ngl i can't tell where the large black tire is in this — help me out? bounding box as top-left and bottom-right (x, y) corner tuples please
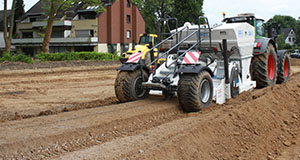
(251, 44), (277, 88)
(230, 66), (240, 98)
(177, 71), (213, 112)
(114, 70), (149, 102)
(277, 53), (291, 84)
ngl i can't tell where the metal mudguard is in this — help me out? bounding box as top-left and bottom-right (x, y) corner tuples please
(177, 64), (214, 76)
(117, 63), (140, 71)
(254, 38), (277, 55)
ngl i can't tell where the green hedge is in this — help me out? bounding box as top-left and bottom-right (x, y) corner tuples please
(0, 52), (119, 64)
(0, 52), (33, 64)
(287, 47), (300, 53)
(35, 52), (119, 62)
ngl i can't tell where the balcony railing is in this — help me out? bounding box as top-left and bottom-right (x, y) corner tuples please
(12, 37), (98, 46)
(32, 20), (72, 27)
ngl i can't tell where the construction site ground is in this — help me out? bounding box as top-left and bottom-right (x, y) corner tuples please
(0, 59), (300, 160)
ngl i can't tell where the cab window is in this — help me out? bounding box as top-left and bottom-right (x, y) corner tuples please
(139, 35), (152, 44)
(256, 20), (265, 37)
(154, 37), (158, 45)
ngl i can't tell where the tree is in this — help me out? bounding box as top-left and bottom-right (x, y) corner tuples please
(276, 33), (285, 50)
(269, 15), (298, 30)
(41, 0), (104, 53)
(269, 15), (299, 46)
(132, 0), (204, 34)
(3, 0), (17, 53)
(132, 0), (174, 33)
(297, 19), (300, 46)
(173, 0), (204, 27)
(14, 0), (25, 35)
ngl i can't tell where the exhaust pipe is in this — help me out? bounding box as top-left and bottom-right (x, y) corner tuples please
(222, 39), (229, 85)
(132, 40), (136, 51)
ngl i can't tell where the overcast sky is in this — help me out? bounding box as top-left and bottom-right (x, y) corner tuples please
(1, 0), (299, 25)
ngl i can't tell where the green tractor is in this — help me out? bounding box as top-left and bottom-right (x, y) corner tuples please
(224, 13), (291, 88)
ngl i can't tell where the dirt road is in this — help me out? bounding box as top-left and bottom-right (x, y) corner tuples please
(0, 59), (300, 160)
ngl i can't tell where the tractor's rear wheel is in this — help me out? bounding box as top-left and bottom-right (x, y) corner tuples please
(115, 70), (149, 102)
(177, 71), (213, 112)
(251, 44), (277, 88)
(277, 53), (291, 84)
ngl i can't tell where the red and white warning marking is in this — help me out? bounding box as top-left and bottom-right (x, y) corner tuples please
(182, 51), (201, 64)
(126, 52), (143, 63)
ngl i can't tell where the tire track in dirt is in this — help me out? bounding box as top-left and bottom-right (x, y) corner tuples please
(0, 97), (118, 122)
(0, 97), (186, 159)
(0, 76), (115, 86)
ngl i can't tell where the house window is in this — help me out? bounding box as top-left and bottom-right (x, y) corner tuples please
(121, 43), (130, 53)
(291, 31), (294, 35)
(108, 44), (117, 54)
(29, 17), (37, 22)
(51, 31), (64, 38)
(75, 30), (94, 37)
(50, 46), (67, 53)
(127, 30), (131, 39)
(75, 46), (94, 52)
(22, 32), (33, 38)
(289, 37), (291, 42)
(127, 15), (131, 24)
(127, 0), (131, 8)
(78, 12), (96, 20)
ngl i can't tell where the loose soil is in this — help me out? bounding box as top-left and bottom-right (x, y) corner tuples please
(0, 59), (300, 160)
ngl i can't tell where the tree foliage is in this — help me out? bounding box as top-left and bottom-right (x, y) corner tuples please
(15, 0), (25, 21)
(14, 0), (25, 35)
(132, 0), (174, 33)
(297, 19), (300, 45)
(277, 33), (286, 50)
(41, 0), (104, 53)
(132, 0), (204, 33)
(173, 0), (204, 27)
(269, 15), (298, 30)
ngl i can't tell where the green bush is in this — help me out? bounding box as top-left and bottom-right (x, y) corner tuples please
(35, 52), (120, 62)
(283, 43), (292, 49)
(0, 52), (33, 64)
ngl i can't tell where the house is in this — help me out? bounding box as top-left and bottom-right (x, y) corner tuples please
(281, 28), (297, 47)
(12, 0), (145, 56)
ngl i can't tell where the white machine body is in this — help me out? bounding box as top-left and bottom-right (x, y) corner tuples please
(209, 22), (257, 103)
(146, 22), (257, 104)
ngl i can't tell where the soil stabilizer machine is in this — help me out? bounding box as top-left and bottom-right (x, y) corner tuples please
(114, 14), (291, 112)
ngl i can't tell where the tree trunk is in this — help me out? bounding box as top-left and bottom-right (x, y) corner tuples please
(3, 0), (16, 53)
(3, 0), (9, 53)
(8, 0), (16, 52)
(5, 40), (11, 52)
(42, 0), (57, 53)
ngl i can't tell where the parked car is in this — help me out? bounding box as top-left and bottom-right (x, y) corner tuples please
(291, 49), (300, 58)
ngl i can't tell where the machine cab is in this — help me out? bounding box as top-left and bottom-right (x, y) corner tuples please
(139, 34), (158, 47)
(223, 13), (265, 38)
